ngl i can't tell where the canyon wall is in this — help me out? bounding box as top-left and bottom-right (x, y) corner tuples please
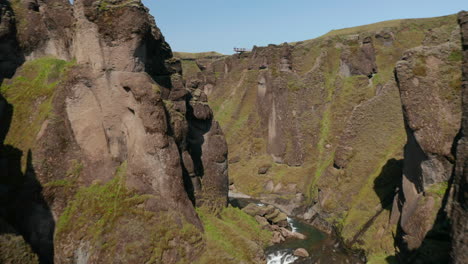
(0, 1), (263, 263)
(181, 14), (464, 262)
(449, 10), (468, 264)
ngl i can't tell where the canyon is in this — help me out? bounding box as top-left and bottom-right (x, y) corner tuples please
(0, 0), (466, 264)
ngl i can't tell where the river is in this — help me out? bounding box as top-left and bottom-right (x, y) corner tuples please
(229, 197), (364, 264)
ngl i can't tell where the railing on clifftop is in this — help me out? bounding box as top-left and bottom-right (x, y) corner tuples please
(234, 47), (248, 54)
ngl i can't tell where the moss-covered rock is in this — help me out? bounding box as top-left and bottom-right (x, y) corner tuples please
(189, 13), (460, 261)
(0, 219), (39, 264)
(55, 166), (205, 263)
(195, 206), (272, 264)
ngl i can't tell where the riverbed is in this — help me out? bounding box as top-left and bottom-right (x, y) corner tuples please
(230, 197), (364, 264)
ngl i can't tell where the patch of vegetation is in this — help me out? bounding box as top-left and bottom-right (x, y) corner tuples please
(195, 206), (272, 264)
(367, 253), (398, 264)
(287, 78), (307, 92)
(207, 13), (457, 261)
(56, 162), (204, 263)
(0, 233), (39, 264)
(174, 51), (225, 60)
(180, 60), (202, 80)
(412, 57), (427, 76)
(0, 57), (74, 171)
(448, 50), (463, 62)
(96, 0), (139, 12)
(426, 181), (449, 197)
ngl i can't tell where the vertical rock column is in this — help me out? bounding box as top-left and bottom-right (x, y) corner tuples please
(451, 10), (468, 264)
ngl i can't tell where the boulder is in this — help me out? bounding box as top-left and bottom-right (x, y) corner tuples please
(241, 203), (262, 217)
(273, 183), (283, 193)
(271, 232), (285, 244)
(292, 232), (306, 240)
(279, 227), (306, 240)
(263, 205), (276, 216)
(267, 210), (288, 225)
(255, 215), (270, 228)
(265, 209), (280, 220)
(293, 248), (309, 258)
(257, 164), (271, 174)
(264, 180), (275, 192)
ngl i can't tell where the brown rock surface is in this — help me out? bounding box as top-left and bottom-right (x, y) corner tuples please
(0, 0), (229, 263)
(394, 41), (462, 255)
(0, 0), (23, 83)
(450, 10), (468, 264)
(293, 248), (309, 258)
(184, 13), (462, 262)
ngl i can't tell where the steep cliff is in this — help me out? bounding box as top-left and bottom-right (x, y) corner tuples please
(180, 14), (462, 261)
(0, 1), (269, 263)
(393, 37), (462, 264)
(449, 10), (468, 264)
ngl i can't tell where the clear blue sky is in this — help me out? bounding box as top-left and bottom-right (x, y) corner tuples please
(143, 0), (466, 55)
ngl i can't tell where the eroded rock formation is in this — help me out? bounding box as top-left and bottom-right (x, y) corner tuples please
(0, 0), (229, 263)
(181, 14), (464, 262)
(394, 41), (462, 263)
(450, 10), (468, 264)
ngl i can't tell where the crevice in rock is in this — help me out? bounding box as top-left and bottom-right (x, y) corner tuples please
(0, 0), (25, 85)
(1, 96), (55, 264)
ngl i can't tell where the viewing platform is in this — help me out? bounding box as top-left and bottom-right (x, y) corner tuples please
(234, 47), (249, 54)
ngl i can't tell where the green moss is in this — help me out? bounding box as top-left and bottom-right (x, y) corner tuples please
(67, 159), (84, 177)
(194, 206), (272, 264)
(44, 179), (75, 188)
(412, 57), (427, 76)
(0, 57), (74, 171)
(56, 161), (204, 263)
(174, 51), (225, 60)
(0, 233), (39, 264)
(287, 78), (306, 92)
(207, 11), (457, 262)
(426, 181), (449, 197)
(151, 84), (161, 95)
(367, 253), (398, 264)
(96, 0), (137, 12)
(181, 60), (201, 80)
(448, 50), (463, 62)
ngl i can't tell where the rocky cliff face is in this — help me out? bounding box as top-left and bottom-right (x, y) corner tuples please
(0, 0), (240, 263)
(181, 15), (463, 261)
(393, 38), (462, 264)
(450, 10), (468, 264)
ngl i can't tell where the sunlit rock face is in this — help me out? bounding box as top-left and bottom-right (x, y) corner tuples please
(179, 13), (464, 262)
(450, 10), (468, 264)
(0, 0), (228, 263)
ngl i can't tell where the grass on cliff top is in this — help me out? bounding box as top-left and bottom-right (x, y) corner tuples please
(174, 51), (225, 60)
(180, 60), (202, 80)
(56, 162), (204, 263)
(320, 14), (456, 38)
(195, 206), (272, 264)
(0, 57), (74, 171)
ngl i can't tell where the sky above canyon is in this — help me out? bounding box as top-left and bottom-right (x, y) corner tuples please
(145, 0), (467, 54)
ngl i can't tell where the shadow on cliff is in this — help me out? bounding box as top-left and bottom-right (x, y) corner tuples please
(0, 96), (55, 264)
(183, 94), (213, 206)
(349, 159), (403, 247)
(385, 126), (459, 263)
(394, 185), (452, 264)
(0, 0), (25, 87)
(373, 158), (404, 210)
(393, 131), (460, 264)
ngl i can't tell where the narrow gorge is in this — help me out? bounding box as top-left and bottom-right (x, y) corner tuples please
(0, 1), (466, 264)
